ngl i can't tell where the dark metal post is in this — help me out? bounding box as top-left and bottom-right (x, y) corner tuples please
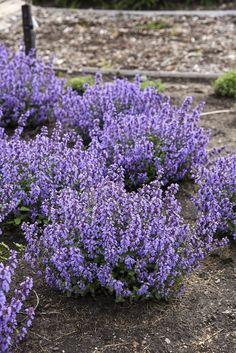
(22, 4), (35, 55)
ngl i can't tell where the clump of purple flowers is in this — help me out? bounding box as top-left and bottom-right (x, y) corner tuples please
(0, 45), (67, 128)
(0, 124), (107, 227)
(23, 172), (209, 301)
(0, 44), (210, 189)
(0, 124), (82, 225)
(61, 74), (164, 133)
(193, 155), (236, 241)
(1, 44), (233, 307)
(55, 74), (210, 188)
(98, 96), (209, 189)
(0, 250), (34, 352)
(58, 76), (210, 189)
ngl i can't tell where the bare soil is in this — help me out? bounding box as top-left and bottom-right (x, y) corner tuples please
(0, 5), (236, 74)
(2, 83), (234, 353)
(11, 243), (236, 353)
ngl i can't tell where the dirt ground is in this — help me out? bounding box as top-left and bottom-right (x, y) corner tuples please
(0, 4), (236, 74)
(8, 241), (236, 353)
(1, 83), (233, 353)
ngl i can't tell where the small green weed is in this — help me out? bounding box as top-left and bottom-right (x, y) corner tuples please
(135, 20), (169, 31)
(67, 76), (95, 95)
(140, 80), (165, 93)
(214, 70), (236, 98)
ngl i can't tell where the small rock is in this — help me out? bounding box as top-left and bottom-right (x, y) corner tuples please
(222, 309), (233, 314)
(165, 338), (171, 345)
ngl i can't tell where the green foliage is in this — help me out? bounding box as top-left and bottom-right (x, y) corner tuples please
(135, 20), (170, 31)
(33, 0), (227, 10)
(33, 0), (162, 9)
(0, 242), (26, 262)
(214, 70), (236, 99)
(56, 70), (66, 78)
(67, 76), (95, 95)
(113, 0), (157, 10)
(140, 80), (165, 93)
(0, 242), (10, 262)
(6, 204), (48, 227)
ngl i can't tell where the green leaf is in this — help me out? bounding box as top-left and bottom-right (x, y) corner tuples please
(14, 243), (26, 253)
(14, 217), (22, 225)
(0, 242), (10, 252)
(115, 295), (125, 303)
(19, 206), (30, 212)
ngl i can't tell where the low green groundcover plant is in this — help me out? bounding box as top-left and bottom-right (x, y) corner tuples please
(33, 0), (229, 10)
(66, 76), (165, 95)
(214, 70), (236, 98)
(67, 76), (95, 95)
(140, 80), (165, 92)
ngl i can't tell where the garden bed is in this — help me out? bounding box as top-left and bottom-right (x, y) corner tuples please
(0, 5), (236, 350)
(12, 245), (236, 353)
(4, 81), (234, 353)
(1, 5), (236, 74)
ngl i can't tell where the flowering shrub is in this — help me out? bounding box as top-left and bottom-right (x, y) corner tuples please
(193, 155), (236, 241)
(99, 96), (209, 189)
(23, 172), (210, 301)
(0, 45), (65, 128)
(63, 74), (164, 135)
(0, 250), (34, 352)
(0, 44), (209, 189)
(58, 74), (209, 189)
(0, 124), (107, 229)
(0, 44), (210, 191)
(1, 44), (231, 307)
(0, 124), (84, 226)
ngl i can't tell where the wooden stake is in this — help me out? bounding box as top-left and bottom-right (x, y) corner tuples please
(22, 4), (35, 55)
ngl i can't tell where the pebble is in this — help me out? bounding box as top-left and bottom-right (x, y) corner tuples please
(165, 338), (171, 344)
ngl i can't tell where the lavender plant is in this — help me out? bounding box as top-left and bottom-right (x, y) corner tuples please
(57, 75), (209, 189)
(59, 74), (164, 135)
(0, 45), (66, 128)
(98, 96), (209, 189)
(193, 155), (236, 241)
(0, 123), (107, 228)
(0, 250), (34, 353)
(0, 44), (210, 189)
(23, 171), (211, 301)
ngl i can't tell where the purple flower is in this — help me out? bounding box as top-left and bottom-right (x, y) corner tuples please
(0, 251), (34, 352)
(23, 173), (212, 301)
(193, 155), (236, 242)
